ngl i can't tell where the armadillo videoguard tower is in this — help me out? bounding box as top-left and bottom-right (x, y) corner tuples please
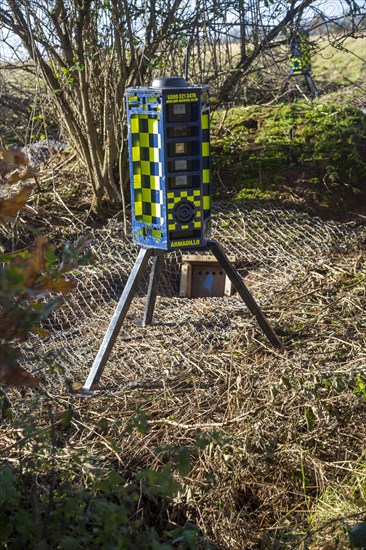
(83, 77), (282, 390)
(289, 29), (319, 97)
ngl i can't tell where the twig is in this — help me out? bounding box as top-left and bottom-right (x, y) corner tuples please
(149, 405), (266, 430)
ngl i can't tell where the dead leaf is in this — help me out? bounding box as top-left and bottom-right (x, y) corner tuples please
(4, 166), (38, 184)
(21, 236), (48, 286)
(0, 185), (32, 220)
(0, 147), (27, 170)
(0, 316), (27, 342)
(33, 326), (50, 338)
(0, 359), (42, 388)
(0, 148), (27, 163)
(41, 275), (76, 293)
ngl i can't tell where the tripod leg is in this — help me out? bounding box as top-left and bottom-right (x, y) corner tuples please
(305, 74), (319, 98)
(83, 247), (153, 390)
(142, 250), (164, 326)
(208, 240), (283, 349)
(280, 75), (291, 96)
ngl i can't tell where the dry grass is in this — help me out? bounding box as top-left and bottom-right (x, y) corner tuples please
(1, 197), (366, 548)
(312, 36), (366, 87)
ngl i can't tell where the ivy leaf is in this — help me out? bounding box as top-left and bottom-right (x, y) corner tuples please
(176, 446), (191, 477)
(60, 409), (73, 428)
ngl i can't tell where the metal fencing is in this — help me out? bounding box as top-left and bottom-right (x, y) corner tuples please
(19, 201), (364, 388)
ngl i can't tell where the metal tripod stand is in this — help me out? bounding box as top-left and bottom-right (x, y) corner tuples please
(304, 73), (319, 98)
(281, 72), (319, 99)
(83, 240), (283, 391)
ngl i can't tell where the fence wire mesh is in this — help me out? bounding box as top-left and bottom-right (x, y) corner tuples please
(18, 201), (364, 387)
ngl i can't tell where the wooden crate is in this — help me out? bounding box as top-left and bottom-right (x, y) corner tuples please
(179, 254), (236, 298)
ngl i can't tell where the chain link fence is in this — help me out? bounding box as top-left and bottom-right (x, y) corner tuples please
(19, 201), (364, 387)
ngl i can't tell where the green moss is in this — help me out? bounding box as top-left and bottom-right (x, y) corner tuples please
(211, 102), (366, 210)
(235, 187), (276, 201)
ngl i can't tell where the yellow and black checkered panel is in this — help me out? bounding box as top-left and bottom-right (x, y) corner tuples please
(201, 112), (211, 217)
(127, 84), (210, 249)
(167, 190), (202, 231)
(130, 114), (164, 226)
(290, 34), (311, 75)
(300, 36), (311, 72)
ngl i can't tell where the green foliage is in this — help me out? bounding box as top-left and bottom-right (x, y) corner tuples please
(127, 410), (149, 434)
(166, 523), (200, 549)
(0, 412), (214, 549)
(211, 102), (366, 209)
(0, 401), (217, 548)
(353, 374), (366, 401)
(308, 463), (366, 549)
(0, 210), (92, 385)
(0, 461), (193, 549)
